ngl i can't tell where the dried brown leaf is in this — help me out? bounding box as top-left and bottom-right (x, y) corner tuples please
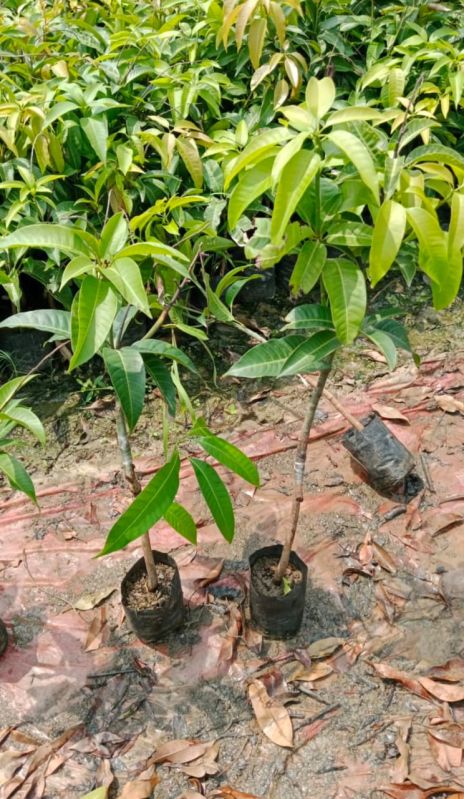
(307, 637), (344, 659)
(371, 541), (397, 574)
(391, 717), (412, 784)
(117, 768), (159, 799)
(194, 560), (224, 589)
(248, 679), (293, 748)
(436, 395), (464, 414)
(291, 662), (333, 682)
(210, 788), (262, 799)
(150, 739), (211, 766)
(371, 663), (431, 701)
(419, 677), (464, 703)
(372, 404), (410, 424)
(427, 659), (464, 683)
(74, 587), (116, 611)
(84, 608), (107, 652)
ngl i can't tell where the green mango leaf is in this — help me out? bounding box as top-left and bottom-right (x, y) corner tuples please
(81, 116), (108, 162)
(373, 318), (412, 353)
(102, 347), (146, 432)
(449, 192), (464, 257)
(196, 435), (260, 486)
(98, 451), (180, 556)
(290, 241), (327, 296)
(326, 130), (379, 204)
(79, 788), (108, 799)
(60, 256), (95, 289)
(405, 144), (464, 172)
(225, 335), (305, 378)
(190, 457), (234, 543)
(164, 502), (197, 544)
(325, 221), (372, 248)
(0, 405), (45, 444)
(322, 259), (367, 344)
(0, 453), (36, 502)
(407, 207), (461, 309)
(104, 258), (150, 316)
(176, 137), (203, 189)
(271, 150), (321, 245)
(70, 276), (119, 370)
(0, 376), (36, 412)
(363, 328), (398, 370)
(0, 224), (97, 257)
(99, 213), (129, 259)
(305, 76), (336, 120)
(279, 330), (340, 376)
(271, 132), (309, 185)
(227, 158), (273, 230)
(132, 339), (198, 373)
(224, 127), (292, 189)
(325, 107), (384, 126)
(369, 200), (406, 286)
(0, 309), (71, 340)
(143, 355), (177, 416)
(283, 304), (334, 331)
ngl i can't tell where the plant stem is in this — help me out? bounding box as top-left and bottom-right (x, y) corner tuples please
(142, 251), (200, 341)
(273, 365), (333, 583)
(116, 405), (158, 590)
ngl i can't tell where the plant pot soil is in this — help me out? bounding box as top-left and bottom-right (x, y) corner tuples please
(249, 544), (308, 638)
(121, 550), (184, 644)
(342, 413), (415, 493)
(0, 618), (8, 657)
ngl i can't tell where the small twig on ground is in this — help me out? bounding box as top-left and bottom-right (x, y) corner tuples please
(354, 720), (393, 747)
(420, 452), (435, 493)
(293, 703), (340, 732)
(296, 685), (331, 705)
(22, 548), (76, 611)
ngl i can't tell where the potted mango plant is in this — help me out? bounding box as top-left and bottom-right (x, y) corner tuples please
(223, 75), (464, 637)
(0, 375), (45, 655)
(0, 214), (259, 643)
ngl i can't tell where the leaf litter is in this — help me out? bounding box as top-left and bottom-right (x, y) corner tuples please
(2, 353), (464, 796)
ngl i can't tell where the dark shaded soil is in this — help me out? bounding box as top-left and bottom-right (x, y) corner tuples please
(251, 555), (302, 598)
(122, 561), (175, 611)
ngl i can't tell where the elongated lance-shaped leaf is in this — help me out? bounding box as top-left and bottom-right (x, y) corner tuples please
(305, 76), (336, 120)
(190, 457), (234, 542)
(290, 241), (327, 296)
(70, 276), (119, 370)
(225, 335), (305, 378)
(60, 256), (95, 289)
(102, 347), (146, 432)
(406, 207), (461, 309)
(322, 259), (367, 344)
(0, 375), (36, 411)
(224, 127), (292, 189)
(279, 330), (341, 376)
(0, 405), (45, 443)
(0, 452), (36, 502)
(104, 257), (150, 316)
(369, 200), (406, 287)
(196, 434), (260, 486)
(363, 329), (398, 370)
(0, 309), (71, 340)
(176, 136), (203, 189)
(164, 502), (197, 544)
(143, 355), (177, 416)
(99, 213), (128, 259)
(98, 451), (180, 556)
(0, 224), (97, 257)
(271, 150), (321, 245)
(283, 303), (334, 331)
(227, 158), (274, 230)
(132, 339), (198, 373)
(373, 318), (412, 353)
(326, 130), (379, 204)
(405, 144), (464, 172)
(81, 116), (108, 162)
